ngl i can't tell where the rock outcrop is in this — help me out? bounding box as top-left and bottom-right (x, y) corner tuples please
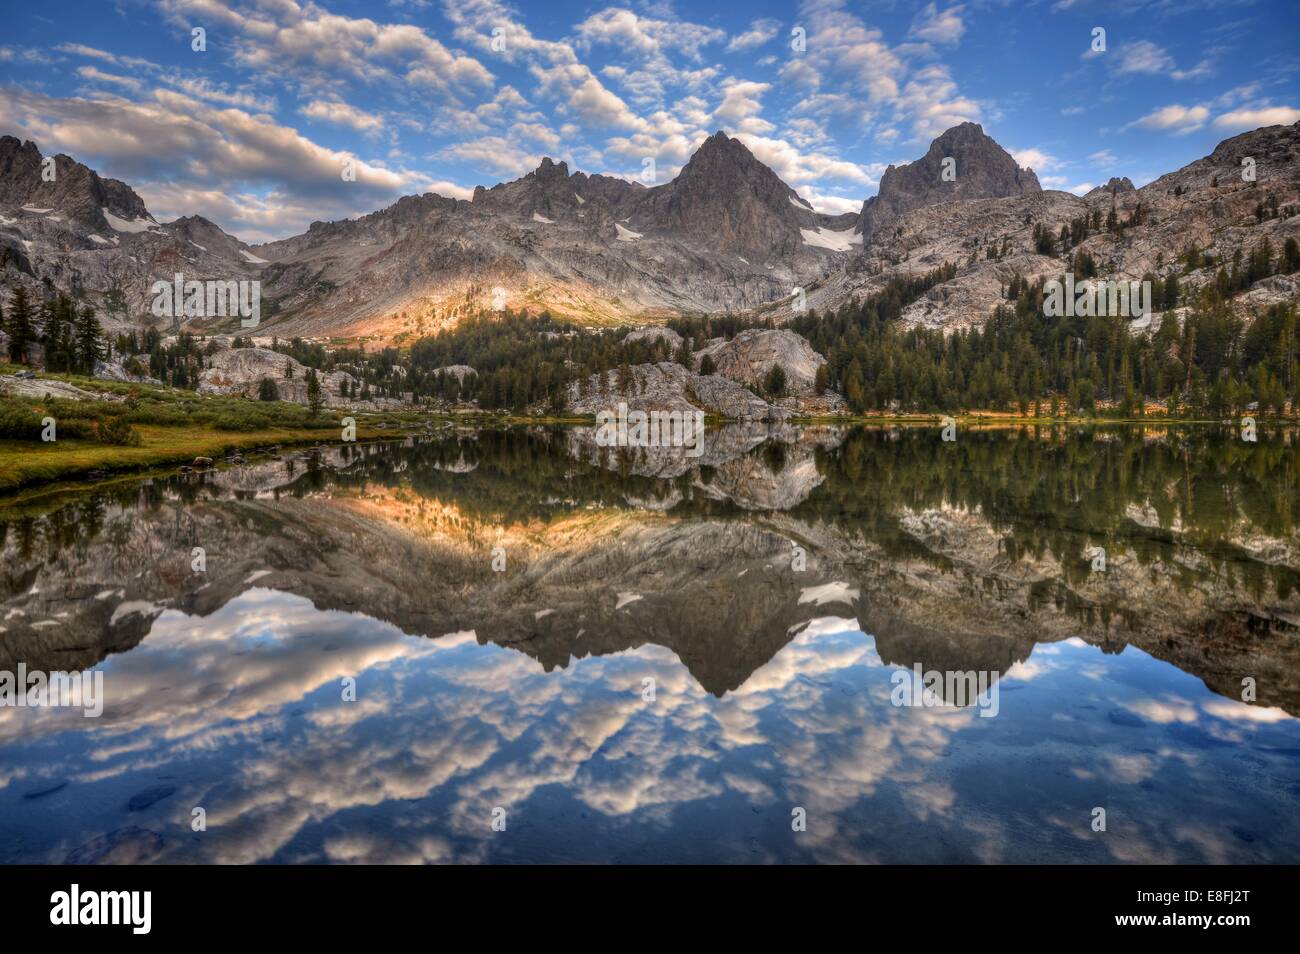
(196, 345), (356, 404)
(694, 328), (827, 392)
(1085, 176), (1136, 198)
(566, 361), (786, 421)
(432, 364), (477, 383)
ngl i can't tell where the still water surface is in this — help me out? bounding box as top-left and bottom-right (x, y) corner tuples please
(1, 424), (1297, 863)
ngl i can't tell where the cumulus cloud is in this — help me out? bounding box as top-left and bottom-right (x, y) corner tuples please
(157, 0), (493, 101)
(714, 79), (775, 134)
(727, 18), (781, 53)
(1125, 103), (1210, 134)
(575, 8), (725, 61)
(0, 86), (435, 240)
(733, 132), (879, 187)
(896, 63), (981, 141)
(1213, 106), (1300, 131)
(440, 135), (545, 178)
(301, 99), (385, 134)
(909, 3), (966, 45)
(1010, 147), (1060, 173)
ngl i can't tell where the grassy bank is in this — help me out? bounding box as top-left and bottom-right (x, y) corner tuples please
(0, 369), (406, 494)
(0, 423), (398, 494)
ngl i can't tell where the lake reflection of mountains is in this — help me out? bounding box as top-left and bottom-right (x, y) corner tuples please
(2, 424), (1298, 713)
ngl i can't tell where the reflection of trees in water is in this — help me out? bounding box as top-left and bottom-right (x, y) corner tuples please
(2, 425), (1297, 600)
(794, 425), (1300, 599)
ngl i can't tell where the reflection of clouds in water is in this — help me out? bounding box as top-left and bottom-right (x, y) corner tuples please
(3, 594), (1299, 864)
(1121, 696), (1199, 725)
(0, 588), (424, 750)
(1202, 699), (1291, 723)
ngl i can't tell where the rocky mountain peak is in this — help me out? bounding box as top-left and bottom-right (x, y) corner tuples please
(857, 122), (1041, 240)
(0, 135), (152, 232)
(1085, 176), (1136, 198)
(633, 130), (817, 257)
(470, 155), (586, 220)
(533, 156), (570, 179)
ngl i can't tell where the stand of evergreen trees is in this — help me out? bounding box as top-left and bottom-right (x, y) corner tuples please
(3, 286), (107, 374)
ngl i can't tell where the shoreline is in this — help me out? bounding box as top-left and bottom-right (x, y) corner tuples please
(2, 412), (1290, 509)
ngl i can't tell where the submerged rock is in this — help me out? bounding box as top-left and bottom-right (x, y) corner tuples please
(126, 784), (176, 812)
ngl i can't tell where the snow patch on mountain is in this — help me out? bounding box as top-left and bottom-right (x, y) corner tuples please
(800, 226), (860, 252)
(102, 209), (159, 233)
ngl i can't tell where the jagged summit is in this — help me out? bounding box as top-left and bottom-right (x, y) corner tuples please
(856, 122), (1040, 239)
(2, 121), (1296, 339)
(631, 129), (822, 257)
(1085, 177), (1136, 198)
(0, 135), (153, 232)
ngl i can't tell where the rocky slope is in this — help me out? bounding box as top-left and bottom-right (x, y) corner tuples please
(0, 135), (151, 233)
(2, 123), (1297, 341)
(781, 122), (1300, 330)
(0, 137), (267, 334)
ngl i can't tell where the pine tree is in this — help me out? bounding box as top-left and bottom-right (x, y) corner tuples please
(306, 367), (323, 416)
(764, 363), (787, 398)
(73, 304), (105, 375)
(5, 285), (35, 364)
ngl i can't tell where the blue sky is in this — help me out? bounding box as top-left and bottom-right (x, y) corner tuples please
(1, 0), (1297, 242)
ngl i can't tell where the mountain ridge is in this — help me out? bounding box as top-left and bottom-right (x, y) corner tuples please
(2, 122), (1298, 341)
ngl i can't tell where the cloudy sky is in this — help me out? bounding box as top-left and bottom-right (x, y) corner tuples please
(1, 0), (1297, 243)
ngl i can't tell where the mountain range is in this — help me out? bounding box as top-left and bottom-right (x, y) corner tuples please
(2, 121), (1298, 342)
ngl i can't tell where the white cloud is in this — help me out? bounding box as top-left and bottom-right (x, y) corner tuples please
(75, 65), (143, 92)
(1114, 40), (1176, 76)
(301, 99), (385, 134)
(532, 62), (648, 130)
(714, 80), (774, 134)
(909, 4), (966, 45)
(896, 64), (981, 141)
(158, 0), (493, 101)
(575, 8), (725, 61)
(0, 86), (430, 240)
(1213, 107), (1300, 131)
(511, 121), (562, 151)
(727, 18), (781, 53)
(441, 136), (544, 178)
(1125, 103), (1210, 134)
(1010, 147), (1059, 173)
(732, 132), (879, 188)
